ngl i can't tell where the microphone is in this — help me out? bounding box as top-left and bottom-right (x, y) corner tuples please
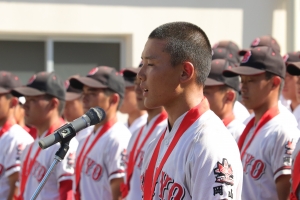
(39, 107), (106, 149)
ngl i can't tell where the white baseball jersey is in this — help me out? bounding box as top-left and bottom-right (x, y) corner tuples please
(233, 101), (250, 123)
(74, 121), (131, 200)
(125, 114), (148, 135)
(75, 126), (94, 142)
(292, 105), (300, 130)
(226, 119), (245, 142)
(279, 95), (291, 110)
(19, 132), (78, 200)
(0, 124), (33, 199)
(241, 112), (300, 200)
(141, 110), (243, 200)
(124, 113), (167, 200)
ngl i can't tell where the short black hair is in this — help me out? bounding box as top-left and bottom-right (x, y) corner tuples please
(265, 71), (284, 99)
(44, 94), (66, 116)
(148, 22), (212, 85)
(219, 85), (239, 103)
(104, 89), (123, 110)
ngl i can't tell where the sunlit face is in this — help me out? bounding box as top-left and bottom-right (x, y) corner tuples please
(138, 38), (181, 109)
(282, 72), (297, 101)
(240, 73), (272, 110)
(134, 78), (147, 110)
(0, 93), (11, 123)
(23, 95), (51, 127)
(64, 97), (84, 122)
(204, 85), (226, 117)
(82, 86), (111, 112)
(119, 86), (139, 114)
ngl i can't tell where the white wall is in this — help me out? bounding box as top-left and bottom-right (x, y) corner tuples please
(0, 0), (297, 68)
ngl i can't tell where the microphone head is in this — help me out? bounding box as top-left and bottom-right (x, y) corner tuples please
(86, 107), (106, 125)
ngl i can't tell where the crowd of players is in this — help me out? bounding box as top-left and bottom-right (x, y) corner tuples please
(0, 21), (300, 200)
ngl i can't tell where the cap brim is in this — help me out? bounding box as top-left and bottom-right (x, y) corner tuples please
(123, 68), (139, 75)
(0, 87), (9, 94)
(223, 66), (265, 77)
(205, 78), (225, 86)
(70, 77), (107, 89)
(287, 62), (300, 75)
(238, 49), (250, 56)
(11, 86), (45, 97)
(65, 92), (82, 101)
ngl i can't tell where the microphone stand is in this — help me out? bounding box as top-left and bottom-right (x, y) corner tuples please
(30, 141), (70, 200)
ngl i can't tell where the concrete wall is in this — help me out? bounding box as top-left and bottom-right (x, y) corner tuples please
(0, 0), (298, 68)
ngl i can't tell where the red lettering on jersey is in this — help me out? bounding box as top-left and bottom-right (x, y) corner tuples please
(250, 160), (265, 180)
(0, 164), (4, 178)
(159, 171), (173, 199)
(84, 157), (103, 181)
(92, 164), (102, 181)
(244, 153), (254, 172)
(137, 151), (145, 169)
(285, 140), (296, 155)
(243, 153), (266, 180)
(67, 152), (75, 169)
(85, 158), (95, 174)
(168, 182), (185, 200)
(32, 161), (46, 182)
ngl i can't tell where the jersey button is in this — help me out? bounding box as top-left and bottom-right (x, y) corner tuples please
(165, 140), (169, 146)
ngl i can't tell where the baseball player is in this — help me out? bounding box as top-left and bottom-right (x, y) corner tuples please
(212, 41), (250, 123)
(12, 72), (78, 200)
(204, 59), (245, 142)
(121, 67), (168, 200)
(223, 46), (300, 199)
(70, 66), (131, 200)
(64, 78), (93, 142)
(120, 67), (148, 135)
(14, 97), (37, 139)
(138, 22), (243, 200)
(238, 36), (298, 126)
(286, 62), (300, 199)
(0, 71), (33, 200)
(282, 52), (300, 123)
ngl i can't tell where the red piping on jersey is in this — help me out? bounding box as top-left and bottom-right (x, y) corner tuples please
(58, 173), (73, 180)
(6, 164), (20, 171)
(121, 111), (168, 198)
(110, 170), (125, 177)
(273, 166), (291, 176)
(143, 98), (209, 200)
(238, 106), (279, 159)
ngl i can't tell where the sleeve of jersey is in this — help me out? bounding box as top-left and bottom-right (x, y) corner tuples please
(271, 127), (300, 181)
(188, 145), (242, 199)
(5, 135), (33, 177)
(55, 140), (78, 182)
(104, 133), (130, 182)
